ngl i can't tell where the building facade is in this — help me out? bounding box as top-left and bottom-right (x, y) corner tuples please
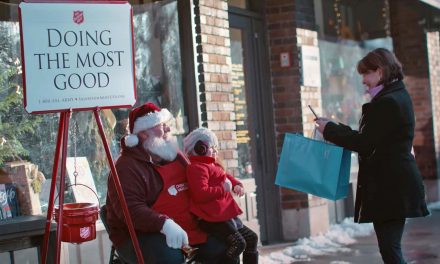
(189, 0), (440, 243)
(0, 0), (439, 262)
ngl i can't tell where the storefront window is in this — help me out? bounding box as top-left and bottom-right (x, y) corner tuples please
(319, 39), (392, 127)
(317, 0), (391, 42)
(316, 0), (393, 177)
(0, 0), (186, 219)
(0, 18), (47, 219)
(230, 28), (253, 179)
(316, 0), (393, 129)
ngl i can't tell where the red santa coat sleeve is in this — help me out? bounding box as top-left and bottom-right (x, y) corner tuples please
(186, 163), (226, 203)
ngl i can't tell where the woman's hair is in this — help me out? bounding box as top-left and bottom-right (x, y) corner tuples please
(357, 48), (404, 84)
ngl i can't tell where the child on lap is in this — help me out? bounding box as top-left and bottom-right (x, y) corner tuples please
(184, 128), (259, 264)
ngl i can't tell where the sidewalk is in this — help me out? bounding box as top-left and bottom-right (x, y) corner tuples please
(259, 206), (440, 264)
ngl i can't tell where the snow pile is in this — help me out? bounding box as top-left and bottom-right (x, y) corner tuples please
(260, 218), (373, 263)
(428, 201), (440, 211)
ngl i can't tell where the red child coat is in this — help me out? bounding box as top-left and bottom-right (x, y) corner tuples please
(186, 155), (243, 222)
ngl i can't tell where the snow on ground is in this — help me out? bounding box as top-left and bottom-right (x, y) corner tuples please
(260, 218), (374, 264)
(260, 200), (440, 263)
(428, 201), (440, 211)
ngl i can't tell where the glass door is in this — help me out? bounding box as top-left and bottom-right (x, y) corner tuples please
(229, 20), (259, 236)
(229, 10), (281, 244)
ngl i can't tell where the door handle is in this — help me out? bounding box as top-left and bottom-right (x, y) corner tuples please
(255, 132), (263, 165)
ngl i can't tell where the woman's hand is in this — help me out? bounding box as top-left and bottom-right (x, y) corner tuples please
(315, 117), (331, 134)
(233, 185), (245, 197)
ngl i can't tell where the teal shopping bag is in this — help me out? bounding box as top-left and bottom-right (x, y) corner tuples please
(275, 133), (351, 200)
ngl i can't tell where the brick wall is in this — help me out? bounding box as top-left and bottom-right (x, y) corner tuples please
(266, 0), (328, 210)
(427, 31), (440, 178)
(265, 0), (302, 159)
(265, 0), (304, 210)
(192, 0), (238, 175)
(389, 0), (438, 179)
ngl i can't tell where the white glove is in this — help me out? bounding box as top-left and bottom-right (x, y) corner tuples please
(223, 178), (232, 192)
(160, 219), (188, 249)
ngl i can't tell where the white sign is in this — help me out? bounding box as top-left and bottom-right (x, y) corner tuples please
(300, 45), (321, 87)
(280, 52), (291, 68)
(19, 2), (136, 113)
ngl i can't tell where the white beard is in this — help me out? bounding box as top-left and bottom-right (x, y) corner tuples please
(143, 134), (178, 161)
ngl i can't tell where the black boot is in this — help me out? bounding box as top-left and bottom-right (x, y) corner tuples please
(242, 251), (259, 264)
(225, 232), (246, 260)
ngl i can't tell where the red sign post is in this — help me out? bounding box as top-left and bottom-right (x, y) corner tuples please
(18, 1), (144, 263)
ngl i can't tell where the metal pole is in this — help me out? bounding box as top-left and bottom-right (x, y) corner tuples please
(41, 111), (66, 264)
(93, 109), (145, 264)
(54, 110), (71, 264)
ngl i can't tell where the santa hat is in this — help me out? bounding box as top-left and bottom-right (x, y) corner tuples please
(125, 102), (173, 147)
(183, 127), (219, 155)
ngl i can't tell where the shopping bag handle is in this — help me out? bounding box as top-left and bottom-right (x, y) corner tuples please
(312, 128), (325, 141)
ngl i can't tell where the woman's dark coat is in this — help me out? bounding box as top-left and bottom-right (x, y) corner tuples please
(323, 80), (430, 223)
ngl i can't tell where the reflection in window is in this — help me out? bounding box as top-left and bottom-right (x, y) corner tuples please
(316, 0), (393, 177)
(318, 0), (390, 42)
(0, 0), (186, 217)
(230, 28), (253, 179)
(319, 39), (393, 128)
(319, 38), (392, 178)
(0, 21), (51, 218)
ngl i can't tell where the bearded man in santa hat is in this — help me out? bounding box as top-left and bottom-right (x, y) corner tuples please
(105, 102), (233, 264)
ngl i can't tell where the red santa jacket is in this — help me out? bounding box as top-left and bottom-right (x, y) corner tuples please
(186, 156), (243, 222)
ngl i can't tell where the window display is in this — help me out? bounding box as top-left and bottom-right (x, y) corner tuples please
(0, 0), (186, 218)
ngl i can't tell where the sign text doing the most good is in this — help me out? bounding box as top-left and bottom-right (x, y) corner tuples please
(19, 2), (136, 113)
